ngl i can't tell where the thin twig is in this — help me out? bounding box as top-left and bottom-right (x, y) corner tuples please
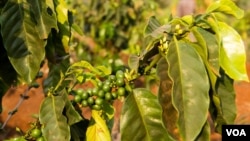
(1, 86), (31, 130)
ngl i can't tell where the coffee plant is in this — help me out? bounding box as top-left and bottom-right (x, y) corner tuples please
(0, 0), (249, 141)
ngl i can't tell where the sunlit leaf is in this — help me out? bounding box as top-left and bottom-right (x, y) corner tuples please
(206, 0), (244, 19)
(166, 38), (210, 141)
(86, 110), (111, 141)
(218, 22), (248, 82)
(69, 60), (111, 77)
(121, 88), (173, 141)
(27, 0), (58, 39)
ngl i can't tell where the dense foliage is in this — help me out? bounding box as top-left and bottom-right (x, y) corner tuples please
(0, 0), (248, 141)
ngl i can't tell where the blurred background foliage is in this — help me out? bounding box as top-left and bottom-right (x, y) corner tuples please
(64, 0), (250, 87)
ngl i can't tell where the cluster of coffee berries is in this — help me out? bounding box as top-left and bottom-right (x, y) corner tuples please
(29, 128), (44, 141)
(73, 70), (128, 110)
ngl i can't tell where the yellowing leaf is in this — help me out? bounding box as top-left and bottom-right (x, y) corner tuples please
(86, 110), (111, 141)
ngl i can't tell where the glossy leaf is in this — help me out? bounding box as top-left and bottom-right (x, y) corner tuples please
(120, 88), (173, 141)
(219, 22), (248, 82)
(39, 95), (70, 141)
(156, 58), (180, 140)
(86, 110), (111, 141)
(166, 38), (210, 141)
(1, 0), (46, 84)
(27, 0), (58, 39)
(206, 0), (244, 19)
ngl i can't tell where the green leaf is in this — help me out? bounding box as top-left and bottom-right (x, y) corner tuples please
(53, 0), (71, 52)
(43, 59), (69, 93)
(39, 95), (70, 141)
(192, 27), (220, 76)
(211, 94), (227, 133)
(189, 43), (218, 93)
(72, 23), (84, 35)
(1, 0), (46, 84)
(218, 22), (248, 82)
(181, 15), (194, 26)
(216, 70), (236, 124)
(54, 0), (68, 24)
(191, 27), (219, 91)
(86, 110), (111, 141)
(195, 121), (210, 141)
(68, 60), (111, 77)
(156, 58), (180, 140)
(166, 38), (210, 141)
(63, 91), (82, 125)
(120, 88), (173, 141)
(144, 16), (170, 38)
(128, 54), (140, 71)
(206, 0), (244, 19)
(27, 0), (58, 39)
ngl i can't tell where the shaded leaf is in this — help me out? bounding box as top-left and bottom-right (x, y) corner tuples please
(144, 16), (171, 38)
(0, 34), (17, 86)
(1, 0), (46, 84)
(219, 22), (248, 82)
(166, 38), (210, 141)
(70, 120), (89, 141)
(86, 110), (111, 141)
(206, 0), (244, 19)
(62, 90), (82, 125)
(121, 88), (173, 141)
(39, 95), (70, 141)
(211, 94), (227, 133)
(43, 59), (69, 93)
(156, 58), (180, 140)
(192, 27), (220, 76)
(216, 69), (236, 124)
(72, 23), (84, 36)
(195, 121), (210, 141)
(191, 27), (219, 91)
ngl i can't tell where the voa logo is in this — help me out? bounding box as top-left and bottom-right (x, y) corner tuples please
(226, 129), (246, 136)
